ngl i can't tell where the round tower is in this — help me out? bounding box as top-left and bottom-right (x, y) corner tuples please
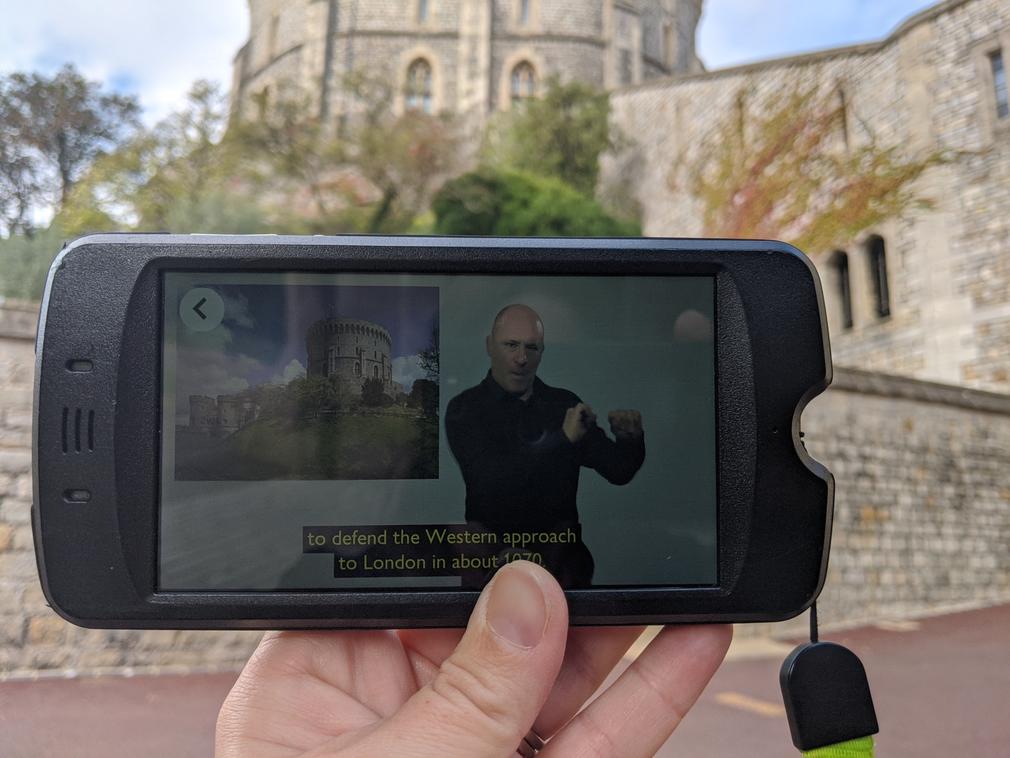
(232, 1), (704, 126)
(306, 318), (395, 397)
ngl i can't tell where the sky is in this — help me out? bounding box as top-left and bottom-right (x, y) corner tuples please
(0, 0), (939, 127)
(174, 283), (440, 409)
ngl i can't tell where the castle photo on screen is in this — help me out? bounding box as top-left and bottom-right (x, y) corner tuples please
(172, 283), (440, 481)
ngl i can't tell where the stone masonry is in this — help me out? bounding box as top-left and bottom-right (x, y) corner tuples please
(231, 0), (1009, 394)
(800, 368), (1010, 633)
(0, 303), (261, 677)
(2, 301), (1008, 675)
(606, 0), (1010, 394)
(232, 0), (704, 129)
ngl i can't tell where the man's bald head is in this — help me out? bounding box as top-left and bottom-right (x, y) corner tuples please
(490, 304), (545, 344)
(486, 304), (545, 399)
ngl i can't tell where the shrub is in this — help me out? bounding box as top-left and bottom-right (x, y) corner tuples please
(432, 169), (640, 237)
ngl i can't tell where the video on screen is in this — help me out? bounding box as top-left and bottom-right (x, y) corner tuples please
(160, 272), (717, 591)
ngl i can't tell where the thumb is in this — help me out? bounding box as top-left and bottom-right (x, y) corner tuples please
(362, 560), (568, 756)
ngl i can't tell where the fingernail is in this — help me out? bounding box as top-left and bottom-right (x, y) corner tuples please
(486, 563), (548, 649)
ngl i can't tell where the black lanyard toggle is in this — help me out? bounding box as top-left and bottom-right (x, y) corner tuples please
(779, 603), (880, 753)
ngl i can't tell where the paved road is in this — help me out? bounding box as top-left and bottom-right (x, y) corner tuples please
(1, 605), (1007, 757)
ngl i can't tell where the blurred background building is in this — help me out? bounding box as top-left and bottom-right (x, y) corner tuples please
(230, 0), (1009, 394)
(231, 0), (704, 129)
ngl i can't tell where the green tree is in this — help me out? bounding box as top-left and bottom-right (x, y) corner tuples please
(227, 73), (460, 233)
(0, 223), (65, 299)
(228, 84), (340, 221)
(2, 64), (139, 207)
(418, 323), (439, 382)
(409, 378), (439, 418)
(484, 78), (615, 195)
(0, 81), (45, 237)
(432, 169), (640, 237)
(342, 73), (460, 232)
(292, 376), (345, 417)
(676, 85), (945, 252)
(361, 377), (390, 407)
(60, 81), (264, 235)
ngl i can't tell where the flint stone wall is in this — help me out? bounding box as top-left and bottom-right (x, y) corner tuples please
(1, 302), (1008, 675)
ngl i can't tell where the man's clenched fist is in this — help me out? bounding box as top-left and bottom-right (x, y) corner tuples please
(608, 410), (643, 440)
(563, 403), (597, 444)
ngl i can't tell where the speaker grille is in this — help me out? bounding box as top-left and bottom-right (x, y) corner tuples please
(62, 408), (95, 453)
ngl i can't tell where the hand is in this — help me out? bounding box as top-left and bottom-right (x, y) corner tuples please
(216, 561), (730, 757)
(562, 402), (596, 444)
(608, 409), (643, 439)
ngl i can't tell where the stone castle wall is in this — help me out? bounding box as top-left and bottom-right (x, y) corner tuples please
(233, 0), (696, 124)
(231, 0), (1008, 396)
(306, 318), (396, 396)
(0, 304), (262, 677)
(801, 368), (1010, 634)
(606, 0), (1010, 394)
(2, 301), (1008, 676)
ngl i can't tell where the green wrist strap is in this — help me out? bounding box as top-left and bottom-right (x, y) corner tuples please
(802, 736), (875, 757)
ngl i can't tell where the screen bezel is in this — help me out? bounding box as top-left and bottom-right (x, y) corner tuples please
(34, 235), (832, 628)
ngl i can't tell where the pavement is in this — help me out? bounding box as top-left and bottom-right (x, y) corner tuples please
(1, 604), (1007, 757)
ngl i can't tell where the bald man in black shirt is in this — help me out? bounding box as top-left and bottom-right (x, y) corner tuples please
(445, 304), (645, 587)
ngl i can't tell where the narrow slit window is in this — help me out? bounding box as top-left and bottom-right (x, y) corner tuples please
(831, 251), (853, 330)
(268, 13), (280, 58)
(519, 0), (531, 26)
(867, 235), (891, 319)
(990, 50), (1009, 120)
(836, 86), (850, 149)
(663, 23), (674, 69)
(417, 0), (429, 23)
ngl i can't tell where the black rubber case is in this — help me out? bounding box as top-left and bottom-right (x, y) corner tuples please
(33, 235), (833, 629)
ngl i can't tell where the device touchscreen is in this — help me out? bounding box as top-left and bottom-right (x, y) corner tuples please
(160, 271), (716, 591)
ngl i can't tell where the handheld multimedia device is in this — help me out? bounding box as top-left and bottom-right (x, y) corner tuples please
(33, 234), (833, 629)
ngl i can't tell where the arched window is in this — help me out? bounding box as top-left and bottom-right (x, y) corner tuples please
(510, 61), (537, 104)
(866, 235), (891, 318)
(830, 250), (853, 330)
(354, 362), (361, 376)
(373, 365), (380, 379)
(405, 58), (433, 113)
(417, 0), (429, 23)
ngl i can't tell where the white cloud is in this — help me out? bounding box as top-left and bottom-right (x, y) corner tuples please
(697, 1), (936, 69)
(221, 291), (255, 329)
(0, 0), (248, 126)
(392, 354), (426, 393)
(271, 359), (306, 385)
(174, 347), (256, 423)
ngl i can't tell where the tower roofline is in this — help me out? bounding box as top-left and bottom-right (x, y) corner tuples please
(617, 0), (969, 92)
